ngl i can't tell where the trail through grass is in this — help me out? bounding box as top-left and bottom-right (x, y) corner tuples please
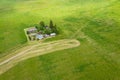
(0, 39), (80, 75)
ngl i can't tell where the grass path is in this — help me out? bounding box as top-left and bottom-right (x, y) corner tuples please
(0, 39), (80, 75)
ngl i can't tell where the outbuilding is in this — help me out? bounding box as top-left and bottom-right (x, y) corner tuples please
(50, 33), (56, 36)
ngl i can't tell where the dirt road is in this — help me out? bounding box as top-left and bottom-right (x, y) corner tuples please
(0, 39), (80, 75)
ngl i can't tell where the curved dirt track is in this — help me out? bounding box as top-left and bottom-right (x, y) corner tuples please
(0, 39), (80, 75)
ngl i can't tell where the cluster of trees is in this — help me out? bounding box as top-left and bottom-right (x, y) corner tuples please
(35, 20), (59, 34)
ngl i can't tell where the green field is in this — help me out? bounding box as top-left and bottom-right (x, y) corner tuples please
(0, 0), (120, 80)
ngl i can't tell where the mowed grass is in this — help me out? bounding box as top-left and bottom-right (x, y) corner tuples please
(0, 0), (120, 80)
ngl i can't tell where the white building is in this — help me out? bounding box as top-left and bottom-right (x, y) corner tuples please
(50, 33), (56, 36)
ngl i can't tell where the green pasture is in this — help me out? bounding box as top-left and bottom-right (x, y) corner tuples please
(0, 0), (120, 80)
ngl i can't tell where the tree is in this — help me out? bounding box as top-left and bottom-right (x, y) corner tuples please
(44, 29), (51, 34)
(40, 21), (45, 27)
(49, 20), (54, 29)
(35, 25), (40, 31)
(52, 24), (59, 34)
(39, 21), (45, 31)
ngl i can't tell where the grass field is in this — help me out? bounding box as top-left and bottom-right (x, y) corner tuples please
(0, 0), (120, 80)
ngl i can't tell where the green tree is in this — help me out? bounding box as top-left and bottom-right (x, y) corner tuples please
(39, 21), (45, 31)
(52, 24), (59, 34)
(40, 21), (45, 27)
(35, 25), (40, 31)
(44, 29), (51, 34)
(49, 20), (54, 29)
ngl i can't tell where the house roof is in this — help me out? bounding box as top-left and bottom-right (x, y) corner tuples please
(27, 27), (37, 32)
(29, 33), (37, 36)
(36, 34), (44, 39)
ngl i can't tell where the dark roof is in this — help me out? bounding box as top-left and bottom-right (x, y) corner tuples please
(27, 27), (37, 32)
